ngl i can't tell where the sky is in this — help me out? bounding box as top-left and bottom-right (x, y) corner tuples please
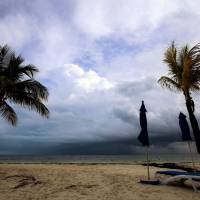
(0, 0), (200, 155)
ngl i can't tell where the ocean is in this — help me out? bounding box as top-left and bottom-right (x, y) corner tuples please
(0, 154), (200, 164)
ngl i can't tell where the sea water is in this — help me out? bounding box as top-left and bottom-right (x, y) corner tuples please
(0, 154), (199, 164)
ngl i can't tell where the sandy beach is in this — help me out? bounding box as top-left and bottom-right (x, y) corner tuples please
(0, 164), (199, 200)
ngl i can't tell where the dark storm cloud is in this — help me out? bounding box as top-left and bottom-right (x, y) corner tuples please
(0, 134), (184, 155)
(112, 103), (182, 138)
(113, 77), (182, 137)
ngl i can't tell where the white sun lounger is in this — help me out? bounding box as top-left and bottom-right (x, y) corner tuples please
(161, 175), (200, 192)
(155, 171), (200, 192)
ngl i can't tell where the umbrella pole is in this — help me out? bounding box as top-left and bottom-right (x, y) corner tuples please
(146, 147), (150, 180)
(187, 141), (195, 170)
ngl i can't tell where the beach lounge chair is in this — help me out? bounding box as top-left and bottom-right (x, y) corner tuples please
(155, 170), (200, 192)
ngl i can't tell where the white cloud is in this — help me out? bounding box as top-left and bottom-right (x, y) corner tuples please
(0, 14), (33, 49)
(64, 64), (85, 77)
(76, 70), (114, 92)
(73, 0), (181, 43)
(64, 64), (114, 92)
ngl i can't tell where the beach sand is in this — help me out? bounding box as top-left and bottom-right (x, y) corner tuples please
(0, 164), (199, 200)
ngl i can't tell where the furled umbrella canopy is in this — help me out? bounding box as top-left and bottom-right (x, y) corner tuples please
(138, 101), (149, 146)
(179, 112), (195, 169)
(179, 112), (192, 141)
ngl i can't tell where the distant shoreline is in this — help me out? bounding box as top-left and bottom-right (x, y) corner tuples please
(0, 154), (198, 164)
(0, 161), (193, 165)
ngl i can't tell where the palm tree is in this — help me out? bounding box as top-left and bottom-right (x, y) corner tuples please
(0, 45), (49, 126)
(158, 41), (200, 154)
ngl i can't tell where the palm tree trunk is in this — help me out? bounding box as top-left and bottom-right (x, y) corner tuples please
(184, 92), (200, 154)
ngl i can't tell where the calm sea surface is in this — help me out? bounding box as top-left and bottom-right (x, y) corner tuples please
(0, 154), (200, 164)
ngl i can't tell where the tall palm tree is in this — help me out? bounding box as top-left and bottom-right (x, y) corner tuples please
(158, 41), (200, 153)
(0, 45), (49, 126)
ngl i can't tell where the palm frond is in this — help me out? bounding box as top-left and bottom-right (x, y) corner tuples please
(0, 45), (13, 69)
(178, 45), (190, 70)
(161, 41), (200, 93)
(189, 43), (200, 57)
(3, 54), (38, 81)
(0, 45), (11, 58)
(0, 76), (15, 95)
(190, 83), (200, 91)
(158, 76), (181, 91)
(18, 65), (39, 78)
(10, 92), (49, 118)
(190, 54), (200, 69)
(191, 68), (200, 82)
(15, 79), (49, 100)
(163, 42), (183, 83)
(0, 44), (50, 125)
(180, 45), (196, 92)
(0, 101), (17, 126)
(163, 41), (178, 69)
(5, 54), (23, 80)
(188, 43), (200, 73)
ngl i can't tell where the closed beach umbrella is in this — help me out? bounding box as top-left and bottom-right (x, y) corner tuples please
(138, 101), (150, 180)
(138, 101), (149, 146)
(178, 112), (195, 169)
(179, 112), (192, 141)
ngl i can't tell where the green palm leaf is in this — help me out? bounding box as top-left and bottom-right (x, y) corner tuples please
(0, 44), (50, 126)
(158, 76), (181, 91)
(15, 79), (49, 100)
(0, 102), (17, 126)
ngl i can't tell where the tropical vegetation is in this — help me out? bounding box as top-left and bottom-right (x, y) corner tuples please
(158, 41), (200, 153)
(0, 45), (49, 126)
